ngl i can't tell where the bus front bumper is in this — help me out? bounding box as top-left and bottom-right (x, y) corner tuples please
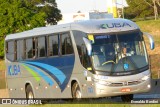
(93, 79), (151, 98)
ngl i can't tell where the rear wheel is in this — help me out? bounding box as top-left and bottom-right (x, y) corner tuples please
(26, 85), (34, 99)
(72, 82), (82, 99)
(121, 94), (133, 102)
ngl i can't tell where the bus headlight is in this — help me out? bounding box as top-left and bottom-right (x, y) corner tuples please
(141, 75), (150, 81)
(99, 80), (111, 86)
(94, 79), (111, 86)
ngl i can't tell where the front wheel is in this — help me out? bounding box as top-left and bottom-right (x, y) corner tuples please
(72, 82), (82, 99)
(121, 94), (133, 102)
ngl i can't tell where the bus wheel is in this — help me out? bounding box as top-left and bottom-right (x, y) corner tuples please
(26, 85), (34, 99)
(72, 82), (82, 99)
(121, 94), (133, 102)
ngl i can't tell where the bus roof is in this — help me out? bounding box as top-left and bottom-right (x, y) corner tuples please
(5, 18), (140, 41)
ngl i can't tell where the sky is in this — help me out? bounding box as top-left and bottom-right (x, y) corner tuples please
(56, 0), (127, 14)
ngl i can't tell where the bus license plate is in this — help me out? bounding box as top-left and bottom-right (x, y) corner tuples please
(121, 88), (131, 92)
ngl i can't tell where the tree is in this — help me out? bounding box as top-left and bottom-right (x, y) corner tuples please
(32, 0), (62, 25)
(144, 0), (160, 20)
(0, 0), (62, 58)
(124, 0), (154, 19)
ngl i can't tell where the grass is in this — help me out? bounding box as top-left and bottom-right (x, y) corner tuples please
(33, 104), (160, 107)
(0, 78), (6, 89)
(136, 19), (160, 45)
(1, 104), (160, 107)
(0, 60), (5, 71)
(136, 19), (160, 79)
(0, 60), (6, 89)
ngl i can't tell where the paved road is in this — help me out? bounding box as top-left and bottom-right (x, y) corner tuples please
(134, 94), (160, 99)
(46, 94), (160, 104)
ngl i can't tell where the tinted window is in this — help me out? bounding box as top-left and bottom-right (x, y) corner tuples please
(26, 38), (33, 59)
(38, 36), (46, 57)
(6, 41), (14, 61)
(48, 35), (59, 56)
(72, 30), (91, 68)
(14, 41), (17, 61)
(61, 33), (73, 55)
(17, 40), (24, 61)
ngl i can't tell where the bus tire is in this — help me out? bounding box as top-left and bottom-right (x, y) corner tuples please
(121, 94), (133, 102)
(72, 82), (82, 99)
(26, 85), (34, 99)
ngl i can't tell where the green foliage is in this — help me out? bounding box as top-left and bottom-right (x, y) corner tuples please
(124, 0), (154, 19)
(0, 0), (62, 58)
(0, 40), (4, 58)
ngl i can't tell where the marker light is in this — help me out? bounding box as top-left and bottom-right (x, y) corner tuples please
(36, 87), (38, 90)
(99, 80), (111, 86)
(147, 84), (151, 88)
(94, 79), (111, 86)
(141, 75), (150, 81)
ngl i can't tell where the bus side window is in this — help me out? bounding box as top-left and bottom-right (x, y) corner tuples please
(6, 41), (14, 61)
(32, 38), (37, 58)
(26, 38), (34, 59)
(38, 36), (46, 57)
(17, 40), (24, 61)
(72, 30), (91, 69)
(23, 39), (26, 59)
(61, 33), (73, 55)
(14, 40), (17, 61)
(81, 44), (91, 68)
(48, 34), (59, 56)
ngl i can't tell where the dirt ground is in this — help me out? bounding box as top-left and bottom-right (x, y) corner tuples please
(0, 71), (8, 98)
(0, 89), (8, 98)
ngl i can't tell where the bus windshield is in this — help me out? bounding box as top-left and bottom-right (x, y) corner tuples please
(91, 31), (148, 73)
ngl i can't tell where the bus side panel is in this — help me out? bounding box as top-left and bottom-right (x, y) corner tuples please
(6, 62), (28, 98)
(6, 61), (66, 98)
(67, 31), (97, 98)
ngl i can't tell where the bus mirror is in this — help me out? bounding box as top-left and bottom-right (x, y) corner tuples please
(83, 37), (92, 56)
(143, 32), (155, 50)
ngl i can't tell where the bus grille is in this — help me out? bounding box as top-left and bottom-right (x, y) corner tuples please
(127, 81), (141, 85)
(110, 82), (123, 86)
(110, 80), (141, 87)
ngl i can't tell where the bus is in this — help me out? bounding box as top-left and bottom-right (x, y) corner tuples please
(5, 19), (154, 102)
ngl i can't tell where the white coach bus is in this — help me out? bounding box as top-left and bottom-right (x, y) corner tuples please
(5, 19), (154, 102)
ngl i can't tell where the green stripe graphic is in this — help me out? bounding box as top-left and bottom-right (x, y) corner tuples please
(21, 64), (40, 81)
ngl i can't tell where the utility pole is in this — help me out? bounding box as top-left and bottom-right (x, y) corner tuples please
(107, 0), (118, 18)
(116, 2), (125, 18)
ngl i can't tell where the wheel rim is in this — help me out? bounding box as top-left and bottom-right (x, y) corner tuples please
(28, 92), (34, 99)
(76, 90), (81, 98)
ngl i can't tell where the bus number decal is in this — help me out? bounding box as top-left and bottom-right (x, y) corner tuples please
(95, 35), (110, 39)
(88, 87), (94, 93)
(8, 65), (21, 76)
